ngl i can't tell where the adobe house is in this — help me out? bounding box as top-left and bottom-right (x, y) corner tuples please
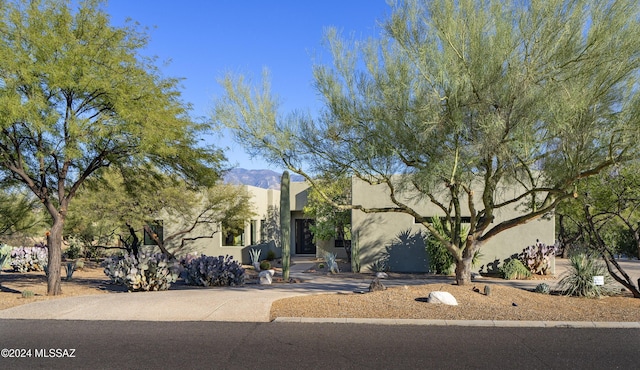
(350, 177), (556, 273)
(154, 182), (343, 265)
(155, 177), (555, 273)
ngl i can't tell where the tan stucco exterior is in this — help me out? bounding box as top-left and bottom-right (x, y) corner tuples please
(351, 177), (555, 273)
(157, 175), (554, 272)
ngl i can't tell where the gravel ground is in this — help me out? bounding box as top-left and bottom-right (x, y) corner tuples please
(270, 282), (640, 322)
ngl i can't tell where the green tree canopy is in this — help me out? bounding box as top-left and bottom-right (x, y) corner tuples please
(0, 0), (224, 294)
(216, 0), (640, 284)
(0, 186), (42, 240)
(302, 175), (351, 243)
(557, 161), (640, 297)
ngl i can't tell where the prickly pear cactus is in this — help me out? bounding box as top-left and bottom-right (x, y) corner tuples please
(280, 171), (291, 280)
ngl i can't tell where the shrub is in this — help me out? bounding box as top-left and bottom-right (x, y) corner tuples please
(103, 252), (180, 292)
(424, 219), (456, 274)
(500, 259), (532, 280)
(64, 236), (84, 259)
(259, 260), (271, 271)
(266, 249), (276, 261)
(21, 290), (35, 298)
(559, 253), (611, 298)
(534, 283), (551, 294)
(519, 240), (557, 275)
(10, 243), (48, 272)
(183, 255), (245, 287)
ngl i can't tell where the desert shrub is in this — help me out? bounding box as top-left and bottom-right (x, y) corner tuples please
(266, 249), (276, 261)
(103, 252), (180, 292)
(183, 255), (245, 287)
(518, 240), (557, 275)
(534, 283), (551, 294)
(500, 259), (531, 280)
(21, 290), (35, 298)
(424, 219), (456, 274)
(63, 236), (84, 259)
(559, 253), (612, 298)
(10, 243), (48, 272)
(259, 260), (271, 271)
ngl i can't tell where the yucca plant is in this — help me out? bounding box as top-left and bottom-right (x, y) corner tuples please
(559, 253), (611, 298)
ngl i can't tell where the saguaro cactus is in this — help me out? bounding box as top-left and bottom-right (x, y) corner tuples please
(280, 171), (291, 280)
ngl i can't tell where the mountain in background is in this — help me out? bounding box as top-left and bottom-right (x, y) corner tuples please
(223, 168), (304, 190)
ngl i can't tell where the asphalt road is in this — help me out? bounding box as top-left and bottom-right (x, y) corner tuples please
(1, 320), (638, 369)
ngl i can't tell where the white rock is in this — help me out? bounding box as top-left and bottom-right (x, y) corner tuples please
(259, 271), (273, 285)
(375, 272), (388, 279)
(427, 291), (458, 306)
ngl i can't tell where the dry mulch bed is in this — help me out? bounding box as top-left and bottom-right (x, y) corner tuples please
(270, 282), (640, 322)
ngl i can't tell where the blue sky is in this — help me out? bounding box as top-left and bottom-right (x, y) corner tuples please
(104, 0), (392, 170)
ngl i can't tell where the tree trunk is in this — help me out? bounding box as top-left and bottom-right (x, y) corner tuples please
(280, 171), (291, 280)
(454, 257), (472, 285)
(46, 219), (64, 296)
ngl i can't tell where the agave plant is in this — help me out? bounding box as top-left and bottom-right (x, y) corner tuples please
(324, 252), (339, 274)
(249, 248), (261, 266)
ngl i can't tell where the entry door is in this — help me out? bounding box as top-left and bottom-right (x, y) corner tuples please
(295, 219), (316, 254)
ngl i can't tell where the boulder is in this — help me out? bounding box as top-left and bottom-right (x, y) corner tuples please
(368, 278), (386, 292)
(259, 270), (273, 285)
(426, 291), (458, 306)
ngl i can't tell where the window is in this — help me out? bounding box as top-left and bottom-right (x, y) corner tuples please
(222, 219), (245, 246)
(223, 230), (244, 246)
(144, 220), (163, 245)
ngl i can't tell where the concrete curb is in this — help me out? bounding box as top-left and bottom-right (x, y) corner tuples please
(273, 317), (640, 328)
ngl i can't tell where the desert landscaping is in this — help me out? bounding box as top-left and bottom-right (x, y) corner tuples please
(1, 259), (639, 322)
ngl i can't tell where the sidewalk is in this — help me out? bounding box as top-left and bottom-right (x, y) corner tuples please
(0, 257), (638, 328)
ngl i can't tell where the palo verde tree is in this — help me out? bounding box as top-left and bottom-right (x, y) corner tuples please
(280, 171), (291, 280)
(302, 175), (351, 258)
(0, 186), (41, 239)
(556, 162), (640, 297)
(215, 0), (640, 285)
(0, 0), (223, 295)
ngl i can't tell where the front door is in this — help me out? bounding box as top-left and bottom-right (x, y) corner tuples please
(295, 219), (316, 255)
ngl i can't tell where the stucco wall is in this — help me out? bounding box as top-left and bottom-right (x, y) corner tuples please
(351, 177), (555, 273)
